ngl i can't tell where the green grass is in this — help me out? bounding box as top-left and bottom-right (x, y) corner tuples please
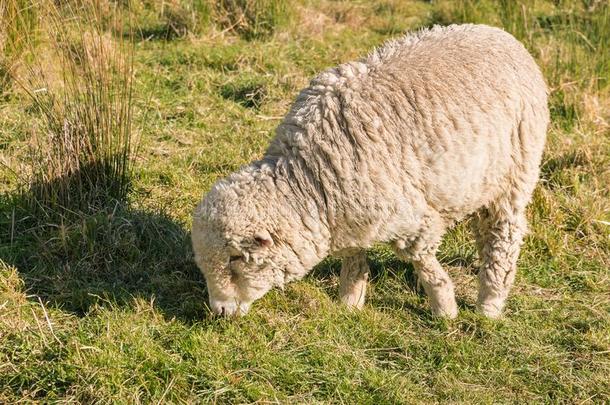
(1, 0), (609, 402)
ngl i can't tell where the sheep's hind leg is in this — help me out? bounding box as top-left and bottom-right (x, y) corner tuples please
(339, 251), (369, 309)
(472, 205), (527, 318)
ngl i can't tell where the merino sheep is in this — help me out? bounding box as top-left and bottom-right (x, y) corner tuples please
(192, 24), (549, 318)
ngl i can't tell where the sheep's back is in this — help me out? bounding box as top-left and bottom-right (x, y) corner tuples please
(271, 24), (549, 237)
(349, 25), (549, 215)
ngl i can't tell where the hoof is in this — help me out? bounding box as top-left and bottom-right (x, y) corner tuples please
(340, 290), (366, 310)
(431, 301), (458, 319)
(477, 298), (505, 319)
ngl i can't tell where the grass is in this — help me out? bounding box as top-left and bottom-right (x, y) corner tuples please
(1, 0), (609, 402)
(215, 0), (292, 40)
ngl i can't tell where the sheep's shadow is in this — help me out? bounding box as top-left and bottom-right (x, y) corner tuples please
(1, 162), (479, 322)
(0, 167), (207, 323)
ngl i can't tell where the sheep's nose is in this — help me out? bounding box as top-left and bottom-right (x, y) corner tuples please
(210, 299), (250, 317)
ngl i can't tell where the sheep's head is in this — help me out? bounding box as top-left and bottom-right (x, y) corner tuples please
(192, 174), (301, 316)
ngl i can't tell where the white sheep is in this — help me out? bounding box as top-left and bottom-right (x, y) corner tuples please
(192, 24), (549, 318)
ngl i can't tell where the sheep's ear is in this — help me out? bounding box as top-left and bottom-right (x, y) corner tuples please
(254, 230), (273, 248)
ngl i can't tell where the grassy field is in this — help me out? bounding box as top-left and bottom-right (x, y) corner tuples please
(1, 0), (609, 402)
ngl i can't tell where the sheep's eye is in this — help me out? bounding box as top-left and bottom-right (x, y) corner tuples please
(229, 255), (242, 263)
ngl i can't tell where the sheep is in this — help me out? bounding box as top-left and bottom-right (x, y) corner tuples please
(192, 24), (549, 318)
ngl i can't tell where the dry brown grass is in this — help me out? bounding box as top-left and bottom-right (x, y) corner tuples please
(0, 0), (37, 96)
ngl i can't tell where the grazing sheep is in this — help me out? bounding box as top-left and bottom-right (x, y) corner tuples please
(192, 24), (549, 318)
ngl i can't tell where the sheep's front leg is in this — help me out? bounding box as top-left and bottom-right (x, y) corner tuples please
(339, 251), (369, 309)
(411, 256), (458, 318)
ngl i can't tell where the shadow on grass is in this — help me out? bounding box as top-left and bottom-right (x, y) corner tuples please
(219, 78), (268, 109)
(0, 167), (207, 323)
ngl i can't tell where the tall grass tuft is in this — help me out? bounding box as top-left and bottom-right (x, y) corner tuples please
(18, 0), (136, 214)
(0, 0), (37, 96)
(215, 0), (291, 40)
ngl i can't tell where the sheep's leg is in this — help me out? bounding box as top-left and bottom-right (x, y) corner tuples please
(410, 255), (459, 318)
(339, 251), (369, 309)
(472, 206), (527, 318)
(393, 214), (457, 318)
(392, 252), (458, 318)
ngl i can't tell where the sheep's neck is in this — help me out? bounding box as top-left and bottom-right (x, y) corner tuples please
(265, 158), (332, 272)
